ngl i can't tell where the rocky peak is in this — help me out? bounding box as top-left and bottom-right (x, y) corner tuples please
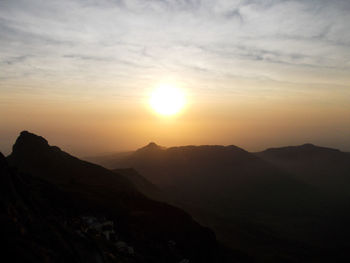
(12, 131), (50, 155)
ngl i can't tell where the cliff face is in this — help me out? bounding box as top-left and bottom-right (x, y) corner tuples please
(4, 131), (229, 263)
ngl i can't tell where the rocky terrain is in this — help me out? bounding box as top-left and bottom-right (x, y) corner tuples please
(1, 131), (239, 263)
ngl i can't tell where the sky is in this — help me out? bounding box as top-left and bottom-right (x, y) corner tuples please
(1, 0), (350, 156)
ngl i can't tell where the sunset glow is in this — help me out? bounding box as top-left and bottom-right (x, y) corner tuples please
(1, 0), (350, 156)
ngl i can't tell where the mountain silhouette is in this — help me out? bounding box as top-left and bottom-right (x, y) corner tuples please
(0, 151), (110, 262)
(5, 131), (235, 263)
(96, 142), (350, 262)
(137, 142), (165, 153)
(113, 144), (322, 214)
(6, 133), (350, 263)
(257, 143), (350, 196)
(113, 168), (166, 202)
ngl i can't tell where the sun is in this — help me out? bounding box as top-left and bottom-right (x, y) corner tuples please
(150, 84), (186, 116)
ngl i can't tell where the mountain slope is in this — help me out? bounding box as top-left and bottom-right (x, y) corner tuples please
(256, 143), (350, 196)
(113, 168), (165, 202)
(116, 143), (324, 215)
(6, 131), (230, 263)
(0, 152), (111, 262)
(104, 142), (350, 262)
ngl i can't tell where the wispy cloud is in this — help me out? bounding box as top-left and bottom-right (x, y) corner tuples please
(0, 0), (349, 96)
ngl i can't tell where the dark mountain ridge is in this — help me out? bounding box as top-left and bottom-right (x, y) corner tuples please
(0, 151), (109, 262)
(118, 143), (324, 215)
(99, 142), (350, 262)
(11, 134), (350, 262)
(257, 143), (350, 196)
(113, 168), (165, 202)
(4, 131), (233, 263)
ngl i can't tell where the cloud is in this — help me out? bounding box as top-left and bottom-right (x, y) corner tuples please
(0, 0), (349, 96)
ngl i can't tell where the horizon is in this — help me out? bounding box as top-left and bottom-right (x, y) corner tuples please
(1, 0), (350, 156)
(2, 129), (349, 158)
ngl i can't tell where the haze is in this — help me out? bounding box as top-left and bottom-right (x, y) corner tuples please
(1, 0), (350, 156)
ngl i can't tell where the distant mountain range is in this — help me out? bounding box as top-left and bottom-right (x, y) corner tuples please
(257, 143), (350, 196)
(3, 132), (350, 262)
(86, 141), (350, 262)
(2, 131), (238, 263)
